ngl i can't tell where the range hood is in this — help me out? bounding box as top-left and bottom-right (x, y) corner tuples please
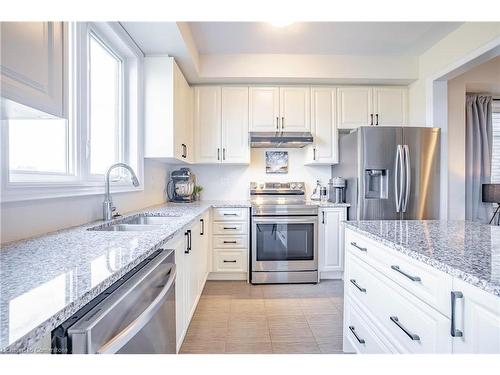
(250, 132), (314, 148)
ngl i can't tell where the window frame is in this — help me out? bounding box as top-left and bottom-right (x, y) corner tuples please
(1, 22), (144, 202)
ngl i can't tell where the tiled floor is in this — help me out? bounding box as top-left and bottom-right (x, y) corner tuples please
(180, 280), (344, 354)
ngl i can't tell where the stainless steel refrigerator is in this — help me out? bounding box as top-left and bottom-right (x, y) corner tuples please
(332, 126), (440, 220)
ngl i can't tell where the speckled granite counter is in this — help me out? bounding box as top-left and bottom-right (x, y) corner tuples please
(344, 220), (500, 298)
(0, 200), (249, 353)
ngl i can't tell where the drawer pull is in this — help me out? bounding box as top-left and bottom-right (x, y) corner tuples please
(223, 213), (238, 216)
(223, 260), (237, 263)
(451, 291), (464, 338)
(350, 242), (367, 252)
(389, 316), (420, 341)
(391, 265), (421, 282)
(348, 326), (365, 344)
(223, 240), (238, 244)
(223, 227), (238, 230)
(350, 279), (366, 293)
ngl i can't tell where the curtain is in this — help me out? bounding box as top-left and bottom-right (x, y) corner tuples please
(465, 94), (493, 222)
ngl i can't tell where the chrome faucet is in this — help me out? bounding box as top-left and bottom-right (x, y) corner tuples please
(103, 163), (140, 221)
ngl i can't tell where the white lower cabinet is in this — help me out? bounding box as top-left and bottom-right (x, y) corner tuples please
(172, 212), (210, 353)
(450, 278), (500, 353)
(318, 207), (346, 279)
(344, 228), (500, 354)
(209, 207), (249, 281)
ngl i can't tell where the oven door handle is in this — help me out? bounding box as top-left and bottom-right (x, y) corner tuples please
(252, 216), (318, 224)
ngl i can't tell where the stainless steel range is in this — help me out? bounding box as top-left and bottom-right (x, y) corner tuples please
(250, 182), (318, 284)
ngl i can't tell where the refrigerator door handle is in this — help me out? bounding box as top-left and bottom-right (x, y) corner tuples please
(402, 145), (411, 213)
(395, 145), (403, 213)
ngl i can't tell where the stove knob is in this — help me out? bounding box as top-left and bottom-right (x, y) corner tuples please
(297, 183), (303, 189)
(291, 183), (296, 189)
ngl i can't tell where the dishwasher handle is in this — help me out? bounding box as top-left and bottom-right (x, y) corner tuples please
(97, 264), (177, 354)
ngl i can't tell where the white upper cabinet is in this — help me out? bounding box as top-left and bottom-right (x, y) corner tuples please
(308, 87), (338, 164)
(249, 86), (280, 131)
(337, 87), (373, 129)
(337, 86), (408, 129)
(194, 86), (250, 164)
(221, 87), (250, 164)
(194, 86), (222, 163)
(144, 56), (193, 163)
(0, 22), (65, 118)
(279, 86), (311, 132)
(451, 278), (500, 354)
(373, 87), (408, 126)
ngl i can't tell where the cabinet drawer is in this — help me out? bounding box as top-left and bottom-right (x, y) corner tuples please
(345, 253), (451, 353)
(213, 207), (248, 222)
(344, 298), (394, 354)
(213, 235), (247, 249)
(346, 229), (452, 316)
(213, 250), (247, 272)
(213, 222), (247, 235)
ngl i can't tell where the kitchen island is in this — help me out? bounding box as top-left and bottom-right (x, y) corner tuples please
(343, 220), (500, 354)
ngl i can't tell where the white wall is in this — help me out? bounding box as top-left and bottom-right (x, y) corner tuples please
(189, 148), (331, 200)
(409, 22), (500, 125)
(446, 56), (500, 220)
(0, 159), (169, 243)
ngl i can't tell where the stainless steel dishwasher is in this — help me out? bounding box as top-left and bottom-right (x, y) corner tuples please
(52, 249), (176, 354)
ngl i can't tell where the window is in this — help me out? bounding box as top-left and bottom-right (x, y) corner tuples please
(1, 22), (143, 202)
(491, 101), (500, 183)
(88, 32), (124, 176)
(8, 118), (73, 181)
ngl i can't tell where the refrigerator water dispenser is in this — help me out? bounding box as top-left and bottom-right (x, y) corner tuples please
(364, 169), (388, 199)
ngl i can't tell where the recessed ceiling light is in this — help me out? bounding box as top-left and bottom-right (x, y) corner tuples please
(269, 21), (294, 28)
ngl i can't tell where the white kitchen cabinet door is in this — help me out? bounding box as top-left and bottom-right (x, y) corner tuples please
(373, 87), (408, 126)
(337, 87), (373, 129)
(279, 86), (311, 132)
(197, 212), (210, 292)
(309, 87), (338, 164)
(194, 86), (222, 163)
(176, 63), (194, 162)
(187, 221), (202, 321)
(451, 278), (500, 353)
(249, 86), (280, 131)
(0, 22), (65, 117)
(319, 208), (346, 278)
(221, 86), (250, 164)
(173, 233), (188, 352)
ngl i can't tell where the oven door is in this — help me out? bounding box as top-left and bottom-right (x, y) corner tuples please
(251, 215), (318, 272)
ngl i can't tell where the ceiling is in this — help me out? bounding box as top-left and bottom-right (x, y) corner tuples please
(187, 22), (462, 56)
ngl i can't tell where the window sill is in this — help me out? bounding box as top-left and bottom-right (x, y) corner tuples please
(1, 183), (145, 203)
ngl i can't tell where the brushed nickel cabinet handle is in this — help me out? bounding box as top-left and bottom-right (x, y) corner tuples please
(390, 316), (420, 341)
(349, 326), (365, 344)
(391, 265), (421, 282)
(451, 291), (464, 337)
(350, 242), (367, 252)
(350, 279), (366, 293)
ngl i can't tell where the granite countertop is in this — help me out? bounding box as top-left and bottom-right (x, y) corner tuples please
(0, 200), (248, 353)
(0, 199), (350, 353)
(344, 220), (500, 297)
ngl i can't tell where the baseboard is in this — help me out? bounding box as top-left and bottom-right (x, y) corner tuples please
(207, 272), (248, 281)
(320, 271), (344, 280)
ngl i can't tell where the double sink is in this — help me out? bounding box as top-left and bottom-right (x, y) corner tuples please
(89, 214), (181, 232)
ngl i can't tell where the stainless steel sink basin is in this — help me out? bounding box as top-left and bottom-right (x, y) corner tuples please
(90, 224), (160, 232)
(122, 215), (180, 225)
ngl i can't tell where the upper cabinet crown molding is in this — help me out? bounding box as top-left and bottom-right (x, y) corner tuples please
(0, 22), (66, 118)
(249, 86), (310, 132)
(337, 86), (408, 129)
